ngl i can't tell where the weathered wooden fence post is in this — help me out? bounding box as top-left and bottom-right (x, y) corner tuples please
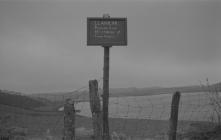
(89, 80), (103, 140)
(63, 99), (76, 140)
(168, 91), (181, 140)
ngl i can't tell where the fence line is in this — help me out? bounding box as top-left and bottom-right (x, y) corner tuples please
(73, 85), (220, 139)
(0, 78), (220, 140)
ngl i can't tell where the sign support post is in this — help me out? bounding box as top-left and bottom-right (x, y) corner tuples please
(102, 14), (111, 140)
(102, 45), (111, 140)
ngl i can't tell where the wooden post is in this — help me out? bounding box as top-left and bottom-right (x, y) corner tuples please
(89, 80), (103, 140)
(63, 99), (75, 140)
(168, 92), (181, 140)
(102, 14), (111, 140)
(103, 46), (111, 140)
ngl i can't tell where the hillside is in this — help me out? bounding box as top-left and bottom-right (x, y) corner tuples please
(1, 82), (219, 110)
(29, 82), (221, 102)
(109, 85), (204, 97)
(0, 90), (46, 109)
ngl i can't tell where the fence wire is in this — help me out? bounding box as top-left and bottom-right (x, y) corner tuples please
(74, 84), (221, 139)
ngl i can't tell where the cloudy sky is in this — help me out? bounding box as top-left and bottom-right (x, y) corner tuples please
(0, 0), (220, 93)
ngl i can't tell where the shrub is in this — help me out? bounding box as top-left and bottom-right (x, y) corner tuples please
(201, 80), (221, 124)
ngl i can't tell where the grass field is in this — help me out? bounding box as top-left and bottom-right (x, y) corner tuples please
(1, 104), (218, 140)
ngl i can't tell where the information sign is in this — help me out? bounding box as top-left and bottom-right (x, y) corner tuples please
(87, 18), (127, 46)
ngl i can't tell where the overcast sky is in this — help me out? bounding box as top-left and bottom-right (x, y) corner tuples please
(0, 0), (220, 93)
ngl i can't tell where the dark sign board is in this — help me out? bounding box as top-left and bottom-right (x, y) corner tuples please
(87, 18), (127, 46)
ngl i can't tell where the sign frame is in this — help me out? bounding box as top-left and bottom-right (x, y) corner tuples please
(87, 17), (127, 46)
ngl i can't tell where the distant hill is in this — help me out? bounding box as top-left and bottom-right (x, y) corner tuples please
(29, 90), (88, 102)
(0, 90), (46, 109)
(28, 82), (220, 102)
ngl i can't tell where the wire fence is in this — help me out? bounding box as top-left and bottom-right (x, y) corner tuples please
(74, 90), (220, 139)
(0, 79), (220, 140)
